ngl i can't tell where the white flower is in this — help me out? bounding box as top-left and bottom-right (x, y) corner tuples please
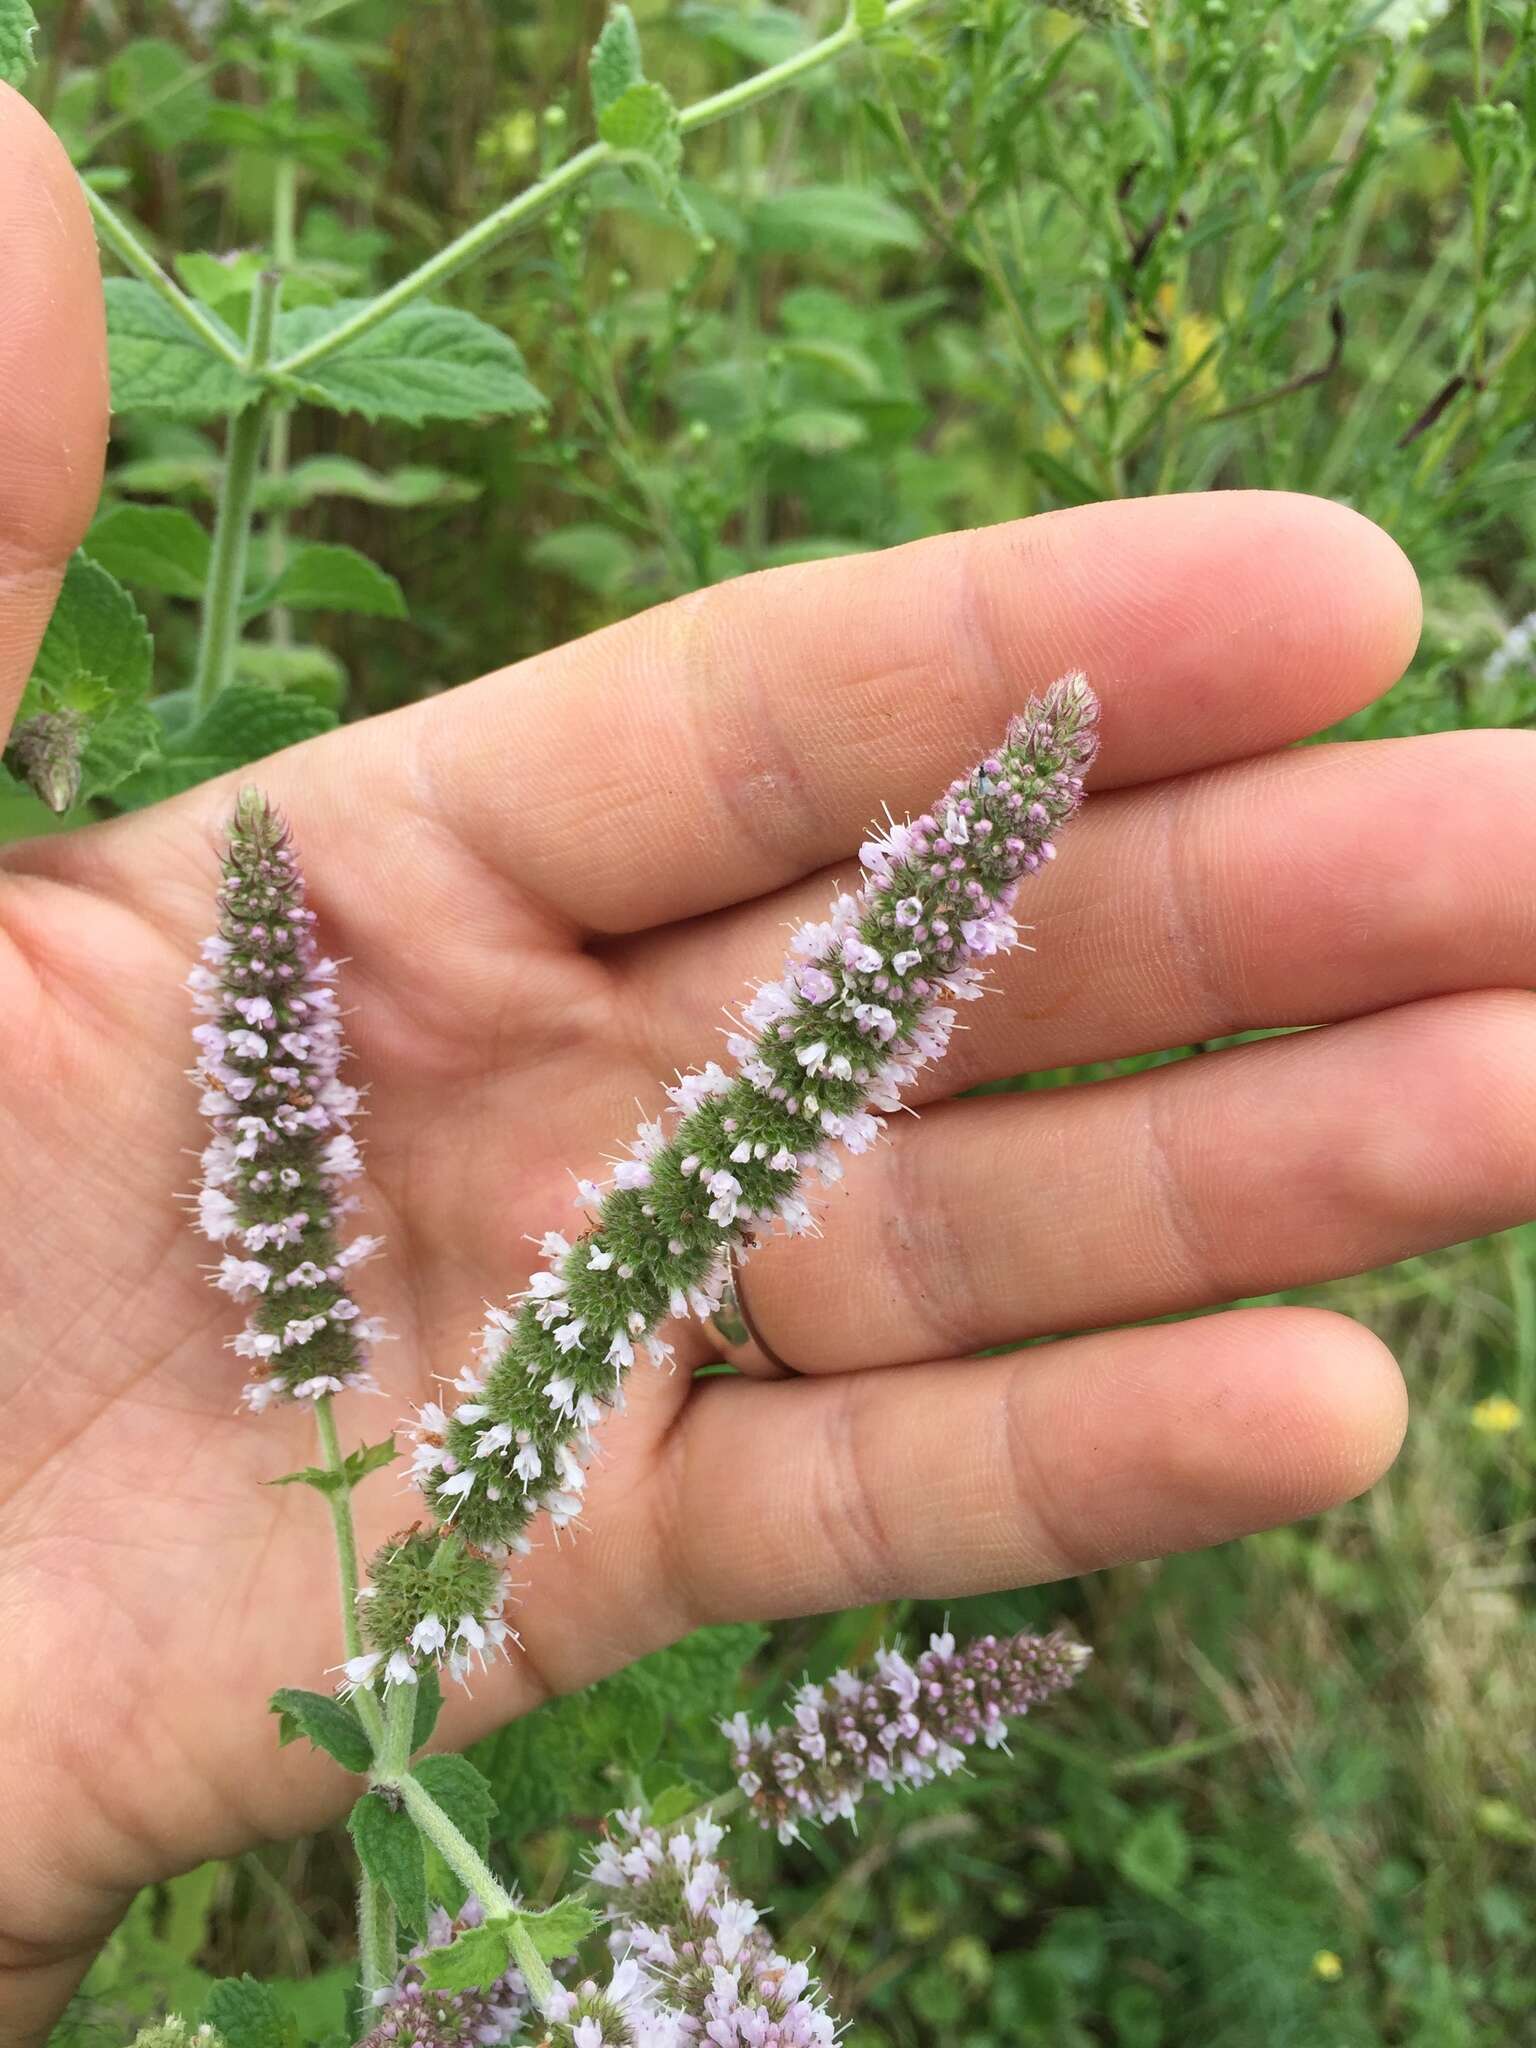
(411, 1615), (448, 1656)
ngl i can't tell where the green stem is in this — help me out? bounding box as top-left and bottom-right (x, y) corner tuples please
(192, 274), (281, 712)
(265, 55), (301, 648)
(313, 1395), (384, 1748)
(387, 1772), (516, 1916)
(357, 1868), (397, 2001)
(269, 0), (941, 380)
(82, 184), (247, 369)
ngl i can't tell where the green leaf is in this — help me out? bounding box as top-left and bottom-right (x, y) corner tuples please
(516, 1895), (598, 1963)
(257, 542), (406, 620)
(527, 523), (640, 599)
(752, 184), (923, 256)
(419, 1918), (515, 1995)
(105, 279), (252, 422)
(26, 553), (153, 716)
(412, 1666), (444, 1754)
(263, 1462), (345, 1497)
(233, 643), (347, 712)
(84, 504), (211, 600)
(646, 1778), (709, 1832)
(590, 5), (645, 118)
(277, 302), (546, 426)
(411, 1754), (496, 1857)
(262, 456), (480, 512)
(1115, 1805), (1191, 1898)
(269, 1688), (374, 1775)
(769, 407), (869, 456)
(349, 1791), (428, 1936)
(676, 4), (810, 64)
(853, 0), (888, 26)
(0, 0), (38, 86)
(598, 79), (683, 183)
(176, 250), (268, 313)
(1021, 448), (1105, 508)
(113, 683), (337, 808)
(79, 701), (163, 802)
(201, 1976), (298, 2048)
(107, 38), (214, 149)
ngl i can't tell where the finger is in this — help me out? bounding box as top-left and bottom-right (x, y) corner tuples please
(0, 87), (109, 739)
(613, 727), (1536, 1086)
(712, 990), (1536, 1374)
(660, 1307), (1405, 1625)
(427, 490), (1420, 931)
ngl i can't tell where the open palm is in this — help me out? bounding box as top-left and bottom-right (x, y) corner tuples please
(6, 88), (1536, 2043)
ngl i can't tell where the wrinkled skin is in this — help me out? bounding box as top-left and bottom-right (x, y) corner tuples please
(5, 83), (1536, 2044)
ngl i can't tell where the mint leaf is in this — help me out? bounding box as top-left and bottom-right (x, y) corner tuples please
(854, 0), (888, 27)
(264, 456), (479, 512)
(676, 4), (810, 64)
(1115, 1805), (1192, 1899)
(105, 280), (252, 421)
(412, 1667), (444, 1755)
(598, 79), (683, 184)
(0, 0), (38, 86)
(419, 1919), (514, 1995)
(234, 643), (347, 712)
(349, 1791), (428, 1936)
(515, 1895), (598, 1963)
(26, 553), (153, 715)
(277, 302), (546, 426)
(201, 1977), (298, 2048)
(85, 504), (211, 600)
(269, 1689), (373, 1775)
(411, 1754), (497, 1857)
(255, 542), (406, 620)
(752, 184), (923, 256)
(107, 37), (214, 149)
(79, 702), (163, 802)
(113, 683), (337, 809)
(590, 5), (644, 118)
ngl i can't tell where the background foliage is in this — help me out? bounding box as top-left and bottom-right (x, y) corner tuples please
(15, 0), (1536, 2042)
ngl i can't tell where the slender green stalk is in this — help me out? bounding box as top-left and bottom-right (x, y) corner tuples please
(83, 183), (249, 369)
(357, 1868), (397, 2001)
(269, 0), (942, 380)
(312, 1395), (385, 1747)
(265, 54), (301, 649)
(82, 56), (219, 154)
(192, 275), (281, 712)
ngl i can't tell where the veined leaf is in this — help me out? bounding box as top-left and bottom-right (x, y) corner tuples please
(348, 1793), (428, 1936)
(85, 503), (211, 600)
(0, 0), (38, 85)
(113, 684), (337, 809)
(201, 1977), (298, 2048)
(254, 542), (406, 620)
(105, 279), (252, 422)
(598, 79), (683, 184)
(276, 302), (546, 426)
(590, 5), (644, 118)
(268, 1688), (374, 1775)
(107, 38), (214, 149)
(752, 184), (923, 256)
(25, 553), (153, 716)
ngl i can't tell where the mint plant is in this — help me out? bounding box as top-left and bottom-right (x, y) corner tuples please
(155, 677), (1097, 2046)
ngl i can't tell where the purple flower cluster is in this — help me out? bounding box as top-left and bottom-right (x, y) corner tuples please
(725, 1629), (1091, 1842)
(358, 1898), (531, 2047)
(407, 676), (1099, 1556)
(188, 789), (387, 1411)
(590, 1813), (837, 2046)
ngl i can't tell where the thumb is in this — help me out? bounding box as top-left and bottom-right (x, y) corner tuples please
(0, 82), (109, 749)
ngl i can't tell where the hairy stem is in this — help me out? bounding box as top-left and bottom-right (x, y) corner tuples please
(269, 0), (941, 380)
(357, 1867), (397, 2001)
(313, 1396), (385, 1748)
(191, 274), (280, 712)
(83, 184), (248, 369)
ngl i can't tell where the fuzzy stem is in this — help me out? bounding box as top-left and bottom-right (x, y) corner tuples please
(192, 274), (280, 711)
(83, 183), (248, 369)
(378, 1673), (418, 1778)
(357, 1867), (397, 2000)
(268, 0), (940, 380)
(313, 1397), (385, 1749)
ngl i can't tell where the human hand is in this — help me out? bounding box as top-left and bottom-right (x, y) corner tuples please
(6, 82), (1532, 2042)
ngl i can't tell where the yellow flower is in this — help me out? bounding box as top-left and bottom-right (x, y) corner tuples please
(1471, 1395), (1523, 1435)
(1312, 1950), (1344, 1982)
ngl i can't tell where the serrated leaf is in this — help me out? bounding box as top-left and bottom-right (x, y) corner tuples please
(234, 643), (347, 712)
(263, 1462), (344, 1496)
(349, 1791), (428, 1935)
(752, 184), (923, 256)
(113, 683), (337, 809)
(590, 5), (644, 118)
(516, 1895), (598, 1963)
(261, 456), (479, 512)
(598, 79), (683, 183)
(269, 1688), (374, 1775)
(419, 1918), (515, 1995)
(26, 553), (153, 717)
(412, 1666), (444, 1754)
(411, 1754), (496, 1857)
(105, 280), (252, 422)
(85, 503), (211, 600)
(107, 38), (214, 149)
(257, 542), (406, 620)
(0, 0), (38, 86)
(646, 1778), (709, 1832)
(276, 302), (546, 426)
(346, 1436), (399, 1485)
(201, 1976), (298, 2048)
(79, 701), (163, 802)
(177, 250), (268, 313)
